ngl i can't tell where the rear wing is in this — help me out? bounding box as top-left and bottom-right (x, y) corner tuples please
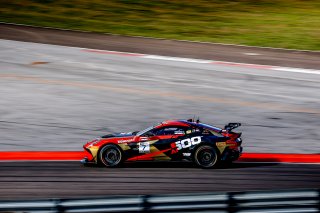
(224, 123), (241, 131)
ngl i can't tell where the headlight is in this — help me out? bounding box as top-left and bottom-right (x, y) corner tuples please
(87, 138), (100, 147)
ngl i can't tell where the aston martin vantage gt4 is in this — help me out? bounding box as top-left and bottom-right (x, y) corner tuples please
(81, 119), (242, 168)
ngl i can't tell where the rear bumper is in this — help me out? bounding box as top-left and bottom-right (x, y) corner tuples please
(222, 146), (242, 162)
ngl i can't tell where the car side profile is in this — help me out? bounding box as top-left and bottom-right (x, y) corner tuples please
(81, 119), (242, 168)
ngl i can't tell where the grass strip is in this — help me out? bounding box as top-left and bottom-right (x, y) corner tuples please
(1, 0), (320, 50)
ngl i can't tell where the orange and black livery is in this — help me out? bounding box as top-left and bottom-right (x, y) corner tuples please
(81, 119), (242, 168)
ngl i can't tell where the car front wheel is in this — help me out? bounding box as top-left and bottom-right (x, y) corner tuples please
(194, 145), (219, 168)
(99, 144), (123, 167)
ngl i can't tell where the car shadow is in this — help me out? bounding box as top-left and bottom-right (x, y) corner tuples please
(218, 162), (279, 169)
(83, 161), (279, 169)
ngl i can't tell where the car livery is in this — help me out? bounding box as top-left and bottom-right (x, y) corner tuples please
(81, 120), (242, 168)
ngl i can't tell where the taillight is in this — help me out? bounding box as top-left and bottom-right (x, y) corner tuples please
(236, 137), (242, 146)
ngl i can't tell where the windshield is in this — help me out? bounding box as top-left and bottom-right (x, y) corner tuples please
(136, 126), (154, 136)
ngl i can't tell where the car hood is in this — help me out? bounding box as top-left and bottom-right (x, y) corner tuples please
(101, 131), (137, 139)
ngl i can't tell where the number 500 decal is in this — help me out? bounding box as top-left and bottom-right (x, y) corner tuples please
(175, 136), (202, 150)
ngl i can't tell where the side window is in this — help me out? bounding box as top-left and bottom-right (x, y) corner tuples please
(202, 128), (213, 135)
(141, 129), (156, 137)
(186, 127), (212, 135)
(154, 127), (186, 136)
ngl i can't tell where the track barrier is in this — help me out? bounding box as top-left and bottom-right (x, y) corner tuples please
(0, 189), (319, 213)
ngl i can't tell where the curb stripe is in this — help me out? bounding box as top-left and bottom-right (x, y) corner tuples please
(239, 153), (320, 163)
(0, 151), (84, 161)
(0, 152), (319, 163)
(82, 48), (320, 75)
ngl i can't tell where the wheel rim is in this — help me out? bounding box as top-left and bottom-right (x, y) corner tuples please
(197, 147), (217, 167)
(103, 148), (121, 166)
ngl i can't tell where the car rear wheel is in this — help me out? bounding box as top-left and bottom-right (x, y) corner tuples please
(99, 144), (123, 167)
(194, 145), (219, 168)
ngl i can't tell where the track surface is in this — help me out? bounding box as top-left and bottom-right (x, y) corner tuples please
(0, 161), (318, 200)
(0, 39), (319, 153)
(0, 25), (320, 200)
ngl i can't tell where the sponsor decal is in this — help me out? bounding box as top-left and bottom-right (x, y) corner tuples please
(171, 143), (178, 154)
(175, 136), (202, 150)
(183, 153), (191, 157)
(140, 137), (148, 141)
(138, 142), (150, 153)
(174, 130), (185, 135)
(118, 138), (134, 143)
(171, 136), (202, 154)
(216, 142), (226, 147)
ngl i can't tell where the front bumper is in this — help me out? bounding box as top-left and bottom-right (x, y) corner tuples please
(81, 145), (98, 164)
(80, 156), (98, 165)
(80, 157), (89, 164)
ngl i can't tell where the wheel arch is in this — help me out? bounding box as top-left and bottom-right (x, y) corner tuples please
(192, 144), (221, 168)
(190, 139), (220, 157)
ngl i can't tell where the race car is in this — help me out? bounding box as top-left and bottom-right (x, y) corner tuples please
(81, 119), (242, 168)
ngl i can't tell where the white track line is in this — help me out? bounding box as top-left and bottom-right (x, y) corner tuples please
(142, 55), (212, 63)
(272, 67), (320, 75)
(84, 48), (320, 75)
(1, 39), (319, 75)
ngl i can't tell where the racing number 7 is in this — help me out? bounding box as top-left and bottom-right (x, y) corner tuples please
(138, 142), (150, 153)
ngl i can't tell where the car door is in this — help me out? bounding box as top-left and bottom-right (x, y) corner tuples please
(148, 126), (187, 161)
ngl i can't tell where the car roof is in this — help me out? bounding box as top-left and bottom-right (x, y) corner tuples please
(154, 120), (190, 128)
(154, 120), (222, 133)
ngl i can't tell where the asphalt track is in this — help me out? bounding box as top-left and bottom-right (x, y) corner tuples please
(0, 25), (320, 200)
(0, 161), (319, 200)
(0, 39), (319, 153)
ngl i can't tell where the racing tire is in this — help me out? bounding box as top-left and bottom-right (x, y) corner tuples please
(194, 145), (219, 169)
(99, 144), (123, 167)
